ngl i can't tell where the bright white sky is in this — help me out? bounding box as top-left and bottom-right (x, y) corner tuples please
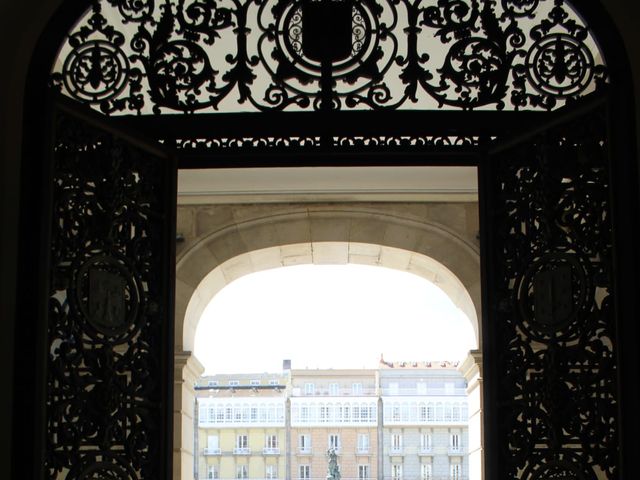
(194, 264), (477, 375)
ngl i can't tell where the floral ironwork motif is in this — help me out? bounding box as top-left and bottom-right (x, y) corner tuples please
(50, 0), (607, 114)
(47, 109), (172, 479)
(489, 104), (618, 479)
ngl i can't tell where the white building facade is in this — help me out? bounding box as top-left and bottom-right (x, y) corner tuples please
(195, 361), (469, 480)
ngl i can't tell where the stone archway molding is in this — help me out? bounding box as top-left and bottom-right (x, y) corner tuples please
(176, 208), (481, 354)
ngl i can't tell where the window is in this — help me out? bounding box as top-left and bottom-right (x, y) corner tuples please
(450, 464), (461, 480)
(392, 464), (402, 480)
(299, 465), (310, 480)
(330, 383), (340, 395)
(419, 404), (427, 422)
(392, 405), (400, 422)
(329, 434), (340, 450)
(391, 433), (402, 453)
(266, 465), (278, 479)
(358, 465), (370, 480)
(229, 380), (240, 386)
(420, 433), (432, 453)
(357, 433), (370, 453)
(236, 466), (248, 480)
(208, 465), (219, 480)
(450, 433), (460, 449)
(445, 382), (455, 395)
(250, 379), (261, 386)
(206, 435), (220, 454)
(304, 383), (315, 395)
(265, 434), (278, 453)
(299, 434), (311, 453)
(269, 379), (279, 386)
(352, 383), (363, 395)
(452, 405), (460, 421)
(235, 434), (249, 454)
(421, 464), (432, 480)
(208, 380), (219, 387)
(445, 404), (452, 421)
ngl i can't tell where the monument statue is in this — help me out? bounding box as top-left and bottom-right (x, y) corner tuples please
(326, 448), (340, 480)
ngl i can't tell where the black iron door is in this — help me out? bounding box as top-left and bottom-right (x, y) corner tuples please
(480, 95), (620, 479)
(44, 98), (176, 480)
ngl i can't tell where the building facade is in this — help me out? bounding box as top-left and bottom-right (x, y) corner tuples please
(196, 372), (289, 480)
(379, 361), (469, 480)
(195, 361), (468, 480)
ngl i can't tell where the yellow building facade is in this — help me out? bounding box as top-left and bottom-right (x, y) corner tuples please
(196, 373), (288, 480)
(195, 363), (469, 480)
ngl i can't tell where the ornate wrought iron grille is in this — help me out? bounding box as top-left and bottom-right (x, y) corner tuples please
(50, 0), (608, 115)
(47, 105), (174, 480)
(486, 102), (618, 479)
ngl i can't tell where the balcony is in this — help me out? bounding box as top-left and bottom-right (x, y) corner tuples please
(389, 447), (404, 456)
(355, 447), (371, 455)
(203, 447), (221, 455)
(382, 387), (467, 396)
(448, 446), (464, 455)
(418, 446), (433, 456)
(233, 447), (251, 455)
(263, 447), (281, 455)
(298, 447), (312, 455)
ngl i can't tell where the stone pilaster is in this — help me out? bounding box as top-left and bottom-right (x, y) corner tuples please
(459, 350), (483, 480)
(174, 351), (205, 480)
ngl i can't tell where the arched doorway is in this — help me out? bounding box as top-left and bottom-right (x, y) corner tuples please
(178, 239), (481, 480)
(173, 200), (482, 480)
(12, 1), (639, 480)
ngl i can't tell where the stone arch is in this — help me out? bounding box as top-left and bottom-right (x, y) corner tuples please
(173, 205), (481, 480)
(175, 208), (481, 354)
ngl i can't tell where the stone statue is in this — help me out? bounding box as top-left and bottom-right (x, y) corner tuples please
(326, 448), (340, 480)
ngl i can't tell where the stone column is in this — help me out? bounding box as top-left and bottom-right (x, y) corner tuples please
(174, 351), (205, 480)
(459, 351), (483, 480)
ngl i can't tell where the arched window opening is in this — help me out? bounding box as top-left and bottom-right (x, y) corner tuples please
(51, 0), (607, 115)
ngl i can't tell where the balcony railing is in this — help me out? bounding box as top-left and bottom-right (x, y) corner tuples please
(277, 477), (468, 480)
(382, 387), (467, 396)
(448, 446), (464, 455)
(263, 447), (280, 455)
(356, 447), (371, 455)
(389, 447), (404, 455)
(287, 477), (468, 480)
(418, 446), (433, 455)
(298, 447), (312, 455)
(233, 447), (251, 455)
(203, 447), (221, 455)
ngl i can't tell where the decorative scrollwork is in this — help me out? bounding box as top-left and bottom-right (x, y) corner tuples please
(174, 135), (321, 150)
(171, 134), (482, 151)
(526, 33), (594, 98)
(435, 37), (509, 109)
(71, 253), (142, 341)
(490, 105), (618, 479)
(502, 0), (539, 17)
(67, 454), (138, 480)
(107, 0), (156, 23)
(515, 252), (590, 341)
(47, 110), (170, 479)
(50, 0), (608, 113)
(521, 453), (595, 480)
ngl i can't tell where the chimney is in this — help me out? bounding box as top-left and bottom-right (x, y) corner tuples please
(283, 359), (291, 372)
